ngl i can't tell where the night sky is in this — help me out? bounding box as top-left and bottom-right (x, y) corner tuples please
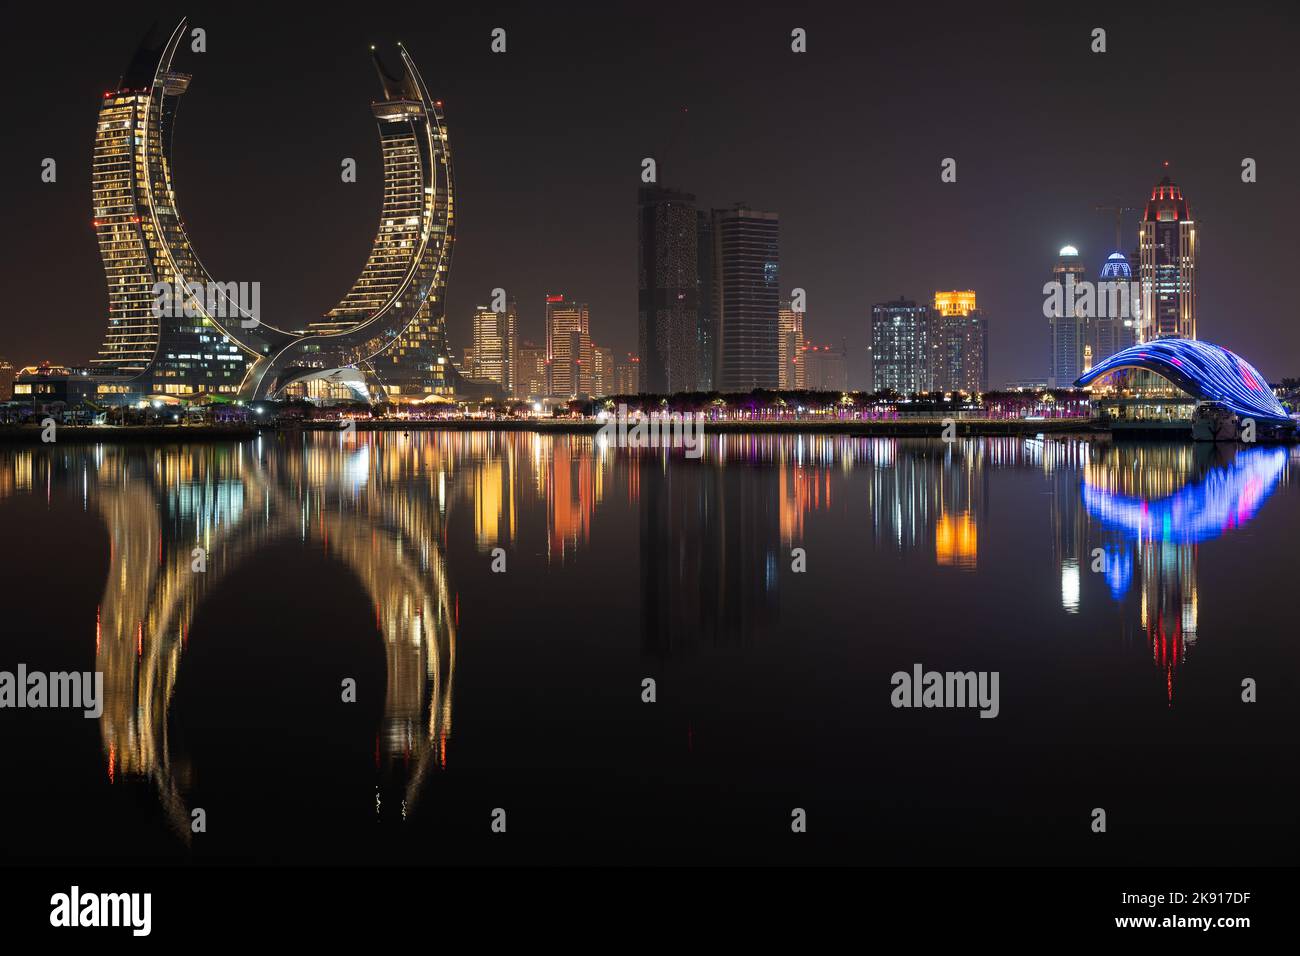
(2, 1), (1298, 388)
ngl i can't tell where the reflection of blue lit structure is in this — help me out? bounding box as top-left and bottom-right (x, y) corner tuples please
(1076, 338), (1289, 423)
(1082, 446), (1285, 703)
(1084, 446), (1287, 546)
(1098, 543), (1133, 600)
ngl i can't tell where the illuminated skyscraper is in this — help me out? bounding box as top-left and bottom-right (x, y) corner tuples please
(89, 23), (249, 398)
(931, 290), (988, 393)
(470, 299), (516, 392)
(713, 206), (780, 391)
(314, 46), (465, 400)
(514, 341), (548, 399)
(1092, 251), (1138, 361)
(933, 290), (977, 317)
(870, 297), (930, 395)
(89, 21), (476, 402)
(592, 345), (615, 397)
(1047, 245), (1087, 388)
(638, 187), (700, 393)
(1139, 167), (1197, 342)
(778, 300), (805, 389)
(545, 295), (590, 397)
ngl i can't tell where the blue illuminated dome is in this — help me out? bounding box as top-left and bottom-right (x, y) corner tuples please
(1099, 251), (1132, 280)
(1075, 338), (1289, 423)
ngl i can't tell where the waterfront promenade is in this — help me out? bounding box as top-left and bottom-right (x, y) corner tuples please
(0, 417), (1105, 443)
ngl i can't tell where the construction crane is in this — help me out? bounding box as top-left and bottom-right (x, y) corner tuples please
(1094, 203), (1136, 254)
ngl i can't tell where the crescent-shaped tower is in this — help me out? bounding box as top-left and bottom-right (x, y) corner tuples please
(90, 19), (484, 403)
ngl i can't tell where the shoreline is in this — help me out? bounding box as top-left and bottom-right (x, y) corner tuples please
(0, 418), (1120, 443)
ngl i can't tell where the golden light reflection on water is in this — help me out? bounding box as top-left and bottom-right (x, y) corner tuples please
(0, 430), (1289, 809)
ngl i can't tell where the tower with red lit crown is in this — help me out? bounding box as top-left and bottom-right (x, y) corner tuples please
(1138, 164), (1198, 342)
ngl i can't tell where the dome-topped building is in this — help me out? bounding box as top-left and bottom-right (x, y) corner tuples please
(1099, 251), (1132, 280)
(1090, 250), (1139, 361)
(1046, 242), (1089, 387)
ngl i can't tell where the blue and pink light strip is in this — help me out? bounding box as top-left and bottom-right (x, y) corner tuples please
(1075, 338), (1290, 423)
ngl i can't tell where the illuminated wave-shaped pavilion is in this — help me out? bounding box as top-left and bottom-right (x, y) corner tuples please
(1075, 338), (1289, 424)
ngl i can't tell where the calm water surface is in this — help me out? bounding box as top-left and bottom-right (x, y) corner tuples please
(1, 432), (1296, 865)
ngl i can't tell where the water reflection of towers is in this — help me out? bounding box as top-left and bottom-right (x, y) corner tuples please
(865, 438), (990, 569)
(1080, 443), (1287, 701)
(459, 433), (612, 563)
(2, 440), (458, 835)
(639, 445), (781, 652)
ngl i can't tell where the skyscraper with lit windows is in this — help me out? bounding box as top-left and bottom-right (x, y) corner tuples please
(931, 290), (988, 393)
(89, 20), (477, 402)
(470, 300), (517, 392)
(89, 23), (249, 397)
(313, 45), (465, 399)
(870, 297), (930, 395)
(713, 205), (780, 391)
(1139, 166), (1197, 342)
(545, 295), (590, 397)
(1047, 246), (1087, 388)
(778, 300), (805, 389)
(592, 345), (615, 397)
(514, 341), (548, 398)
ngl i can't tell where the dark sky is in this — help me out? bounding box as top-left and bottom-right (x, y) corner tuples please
(2, 1), (1298, 387)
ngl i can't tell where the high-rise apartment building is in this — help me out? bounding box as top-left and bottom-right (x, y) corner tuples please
(514, 341), (548, 399)
(778, 300), (806, 389)
(931, 290), (988, 393)
(470, 299), (517, 392)
(545, 295), (590, 397)
(870, 298), (931, 395)
(591, 346), (615, 397)
(638, 187), (700, 393)
(713, 206), (780, 391)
